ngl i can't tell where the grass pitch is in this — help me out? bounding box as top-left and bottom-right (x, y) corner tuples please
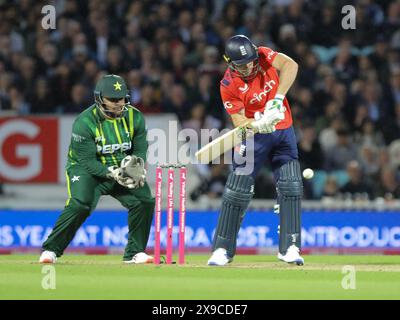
(0, 254), (399, 300)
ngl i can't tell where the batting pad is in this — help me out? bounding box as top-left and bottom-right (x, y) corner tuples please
(212, 173), (254, 257)
(277, 160), (303, 254)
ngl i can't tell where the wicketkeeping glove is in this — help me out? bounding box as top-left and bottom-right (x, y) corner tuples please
(106, 165), (135, 189)
(120, 155), (147, 188)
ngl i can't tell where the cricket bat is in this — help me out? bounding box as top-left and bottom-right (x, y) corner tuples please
(195, 121), (257, 164)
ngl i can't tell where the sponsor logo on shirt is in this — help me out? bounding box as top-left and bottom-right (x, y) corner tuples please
(267, 50), (276, 61)
(224, 101), (234, 109)
(72, 133), (86, 142)
(238, 83), (249, 93)
(249, 80), (276, 104)
(97, 142), (132, 154)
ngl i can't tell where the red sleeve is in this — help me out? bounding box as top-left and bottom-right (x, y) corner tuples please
(258, 47), (278, 67)
(220, 85), (245, 115)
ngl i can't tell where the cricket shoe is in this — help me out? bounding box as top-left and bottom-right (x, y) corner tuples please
(39, 250), (57, 264)
(124, 252), (154, 264)
(207, 248), (232, 266)
(278, 245), (304, 266)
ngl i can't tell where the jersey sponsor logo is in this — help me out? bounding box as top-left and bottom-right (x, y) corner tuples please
(72, 133), (86, 142)
(223, 101), (233, 109)
(238, 83), (249, 93)
(97, 142), (132, 154)
(267, 50), (276, 61)
(249, 80), (276, 104)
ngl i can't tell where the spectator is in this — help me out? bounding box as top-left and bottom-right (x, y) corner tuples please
(182, 102), (221, 134)
(354, 118), (385, 149)
(324, 128), (359, 171)
(374, 166), (400, 201)
(361, 82), (385, 123)
(162, 84), (190, 122)
(17, 56), (37, 99)
(64, 83), (89, 114)
(190, 163), (228, 201)
(0, 73), (12, 111)
(52, 61), (74, 109)
(29, 78), (56, 114)
(339, 160), (374, 200)
(106, 46), (126, 75)
(82, 59), (100, 88)
(359, 145), (380, 178)
(8, 86), (30, 115)
(311, 5), (339, 47)
(198, 46), (220, 76)
(322, 175), (339, 200)
(136, 85), (162, 114)
(298, 124), (324, 170)
(36, 42), (59, 77)
(388, 139), (400, 169)
(127, 70), (142, 105)
(319, 116), (344, 152)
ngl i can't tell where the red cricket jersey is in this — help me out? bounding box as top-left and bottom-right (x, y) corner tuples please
(220, 47), (293, 130)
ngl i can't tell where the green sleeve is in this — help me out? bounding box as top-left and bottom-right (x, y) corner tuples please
(131, 111), (148, 162)
(71, 120), (109, 178)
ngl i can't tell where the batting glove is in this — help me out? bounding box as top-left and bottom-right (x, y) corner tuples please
(251, 111), (276, 134)
(263, 96), (285, 127)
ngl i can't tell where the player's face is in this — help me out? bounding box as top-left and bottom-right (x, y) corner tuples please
(103, 97), (125, 118)
(234, 61), (254, 77)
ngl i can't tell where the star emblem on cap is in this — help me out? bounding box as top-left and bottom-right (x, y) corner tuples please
(114, 81), (122, 91)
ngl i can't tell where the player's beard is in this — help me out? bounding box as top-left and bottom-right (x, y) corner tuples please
(99, 103), (127, 119)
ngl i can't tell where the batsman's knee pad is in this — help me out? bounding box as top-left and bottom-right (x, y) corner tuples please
(276, 160), (303, 253)
(213, 172), (254, 257)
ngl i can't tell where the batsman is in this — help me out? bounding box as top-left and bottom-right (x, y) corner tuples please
(39, 74), (155, 264)
(208, 35), (304, 266)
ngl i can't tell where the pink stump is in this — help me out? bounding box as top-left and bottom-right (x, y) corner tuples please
(166, 167), (175, 264)
(178, 167), (187, 264)
(154, 166), (163, 264)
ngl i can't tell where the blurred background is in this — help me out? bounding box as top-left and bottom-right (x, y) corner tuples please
(0, 0), (399, 255)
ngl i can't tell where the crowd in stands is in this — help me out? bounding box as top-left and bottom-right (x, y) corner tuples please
(0, 0), (399, 201)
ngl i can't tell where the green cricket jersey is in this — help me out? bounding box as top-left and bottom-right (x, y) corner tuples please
(66, 104), (148, 178)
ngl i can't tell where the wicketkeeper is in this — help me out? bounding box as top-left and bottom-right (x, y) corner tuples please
(39, 74), (155, 264)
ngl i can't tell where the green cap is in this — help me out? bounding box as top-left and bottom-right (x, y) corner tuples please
(94, 74), (128, 99)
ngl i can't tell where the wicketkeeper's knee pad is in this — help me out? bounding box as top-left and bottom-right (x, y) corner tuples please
(276, 160), (303, 253)
(213, 172), (254, 257)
